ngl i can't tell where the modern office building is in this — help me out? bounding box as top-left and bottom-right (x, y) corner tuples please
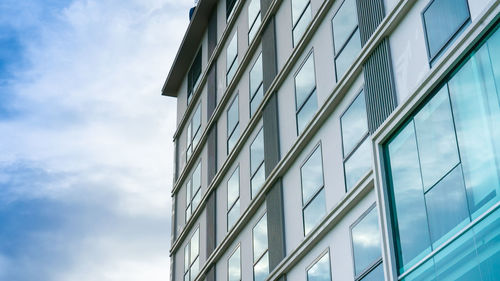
(162, 0), (500, 280)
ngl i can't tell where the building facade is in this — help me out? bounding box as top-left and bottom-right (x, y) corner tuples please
(162, 0), (500, 280)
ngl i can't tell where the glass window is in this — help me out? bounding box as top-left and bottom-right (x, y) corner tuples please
(253, 213), (269, 281)
(359, 263), (384, 281)
(186, 104), (202, 161)
(307, 251), (332, 281)
(227, 95), (240, 154)
(341, 91), (371, 191)
(188, 49), (202, 104)
(292, 0), (311, 46)
(423, 0), (470, 61)
(184, 228), (200, 281)
(250, 53), (263, 117)
(301, 145), (326, 235)
(351, 206), (382, 278)
(227, 0), (237, 20)
(248, 0), (261, 43)
(295, 52), (317, 135)
(250, 128), (265, 198)
(227, 167), (240, 231)
(186, 162), (202, 223)
(332, 0), (361, 80)
(228, 246), (241, 281)
(227, 32), (239, 86)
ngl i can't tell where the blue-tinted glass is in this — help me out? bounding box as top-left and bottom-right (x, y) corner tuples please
(307, 252), (331, 281)
(297, 90), (317, 134)
(387, 122), (431, 272)
(227, 167), (239, 207)
(251, 164), (265, 198)
(303, 189), (326, 235)
(250, 54), (263, 96)
(301, 145), (324, 205)
(228, 247), (241, 281)
(352, 207), (381, 276)
(250, 129), (265, 174)
(335, 29), (361, 80)
(248, 0), (261, 43)
(254, 252), (269, 281)
(414, 85), (459, 190)
(344, 137), (372, 191)
(250, 84), (263, 117)
(475, 207), (500, 281)
(341, 91), (368, 156)
(253, 214), (268, 262)
(360, 263), (384, 281)
(295, 53), (316, 110)
(425, 165), (469, 247)
(293, 3), (311, 46)
(448, 45), (500, 218)
(401, 258), (436, 281)
(228, 95), (239, 134)
(487, 27), (500, 91)
(227, 199), (240, 230)
(332, 0), (358, 52)
(228, 124), (239, 153)
(227, 33), (238, 70)
(423, 0), (469, 59)
(192, 162), (201, 190)
(227, 60), (238, 85)
(292, 0), (310, 25)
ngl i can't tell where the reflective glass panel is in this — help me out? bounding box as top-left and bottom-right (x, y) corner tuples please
(301, 145), (324, 205)
(295, 53), (316, 110)
(248, 0), (261, 43)
(303, 189), (326, 235)
(250, 84), (263, 117)
(251, 164), (265, 198)
(335, 29), (361, 80)
(190, 229), (199, 261)
(227, 167), (239, 208)
(307, 251), (331, 281)
(250, 129), (265, 174)
(250, 54), (263, 96)
(292, 0), (310, 25)
(191, 257), (199, 280)
(193, 104), (201, 133)
(341, 91), (368, 157)
(227, 33), (238, 70)
(228, 95), (239, 134)
(360, 263), (384, 281)
(192, 162), (201, 191)
(297, 90), (317, 134)
(292, 3), (311, 47)
(253, 214), (268, 262)
(344, 137), (371, 191)
(184, 245), (190, 272)
(228, 199), (240, 230)
(228, 246), (241, 281)
(228, 124), (239, 153)
(254, 252), (269, 281)
(332, 0), (358, 52)
(352, 207), (381, 276)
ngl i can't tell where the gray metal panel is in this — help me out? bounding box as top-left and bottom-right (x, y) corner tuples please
(205, 265), (215, 281)
(260, 0), (273, 16)
(363, 39), (397, 134)
(208, 9), (217, 58)
(207, 125), (218, 184)
(266, 180), (286, 271)
(206, 191), (217, 257)
(171, 256), (175, 281)
(263, 93), (281, 176)
(262, 17), (278, 92)
(207, 65), (217, 119)
(356, 0), (385, 45)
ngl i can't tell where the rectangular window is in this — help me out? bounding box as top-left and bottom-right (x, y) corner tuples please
(227, 95), (240, 154)
(307, 250), (332, 281)
(250, 127), (265, 198)
(291, 0), (312, 47)
(301, 144), (326, 236)
(294, 51), (317, 135)
(422, 0), (470, 63)
(248, 0), (261, 44)
(332, 0), (361, 80)
(227, 167), (240, 231)
(253, 213), (269, 281)
(227, 0), (237, 20)
(249, 53), (263, 117)
(188, 49), (202, 105)
(185, 162), (202, 223)
(227, 32), (239, 86)
(186, 103), (202, 161)
(351, 206), (383, 280)
(340, 91), (371, 192)
(228, 245), (241, 281)
(184, 228), (200, 281)
(385, 25), (500, 276)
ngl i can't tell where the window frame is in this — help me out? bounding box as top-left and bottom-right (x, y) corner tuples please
(421, 0), (471, 64)
(185, 161), (202, 224)
(227, 31), (239, 86)
(252, 212), (269, 281)
(349, 204), (383, 281)
(187, 49), (202, 105)
(305, 248), (332, 281)
(226, 0), (237, 20)
(294, 49), (318, 135)
(248, 0), (262, 44)
(227, 243), (242, 281)
(184, 227), (200, 281)
(250, 127), (265, 199)
(186, 103), (202, 162)
(249, 53), (263, 118)
(291, 0), (312, 46)
(227, 94), (240, 154)
(227, 166), (241, 231)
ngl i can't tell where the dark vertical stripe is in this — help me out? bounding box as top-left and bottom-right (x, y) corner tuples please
(205, 265), (216, 281)
(208, 8), (217, 58)
(260, 0), (273, 16)
(261, 17), (278, 92)
(206, 191), (216, 256)
(263, 94), (281, 176)
(356, 0), (385, 45)
(207, 65), (217, 118)
(364, 39), (397, 133)
(266, 180), (286, 271)
(207, 125), (217, 184)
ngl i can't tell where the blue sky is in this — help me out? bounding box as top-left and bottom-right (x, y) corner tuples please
(0, 0), (191, 280)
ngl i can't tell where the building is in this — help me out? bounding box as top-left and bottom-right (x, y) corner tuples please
(161, 0), (500, 280)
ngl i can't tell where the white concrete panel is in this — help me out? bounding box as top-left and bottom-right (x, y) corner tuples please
(468, 0), (492, 22)
(275, 0), (294, 71)
(384, 0), (400, 14)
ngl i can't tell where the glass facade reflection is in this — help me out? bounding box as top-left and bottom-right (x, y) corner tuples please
(227, 167), (240, 231)
(386, 25), (500, 277)
(184, 228), (200, 281)
(295, 52), (317, 135)
(250, 128), (265, 198)
(291, 0), (311, 46)
(301, 145), (326, 235)
(228, 246), (241, 281)
(227, 32), (239, 85)
(227, 95), (240, 154)
(351, 206), (382, 279)
(307, 251), (331, 281)
(250, 53), (263, 117)
(253, 213), (269, 281)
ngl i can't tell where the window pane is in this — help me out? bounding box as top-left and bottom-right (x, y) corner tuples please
(250, 129), (265, 174)
(250, 85), (263, 117)
(423, 0), (469, 59)
(352, 207), (381, 276)
(344, 137), (371, 191)
(487, 27), (500, 89)
(227, 33), (238, 70)
(228, 96), (239, 134)
(360, 263), (384, 281)
(228, 124), (240, 153)
(474, 206), (500, 281)
(254, 252), (269, 281)
(228, 199), (240, 230)
(307, 251), (331, 281)
(425, 165), (469, 247)
(184, 245), (190, 272)
(292, 0), (310, 25)
(228, 167), (239, 207)
(448, 46), (500, 218)
(335, 29), (361, 80)
(191, 257), (200, 280)
(227, 60), (238, 85)
(292, 3), (311, 47)
(228, 246), (241, 281)
(297, 90), (317, 134)
(192, 163), (201, 191)
(332, 0), (358, 53)
(303, 188), (326, 235)
(249, 16), (261, 43)
(387, 122), (431, 272)
(251, 164), (265, 198)
(414, 85), (459, 190)
(341, 91), (368, 157)
(193, 104), (201, 132)
(248, 0), (261, 43)
(250, 54), (263, 96)
(191, 229), (199, 260)
(295, 53), (316, 110)
(186, 179), (192, 202)
(301, 145), (324, 205)
(192, 188), (201, 210)
(253, 214), (268, 262)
